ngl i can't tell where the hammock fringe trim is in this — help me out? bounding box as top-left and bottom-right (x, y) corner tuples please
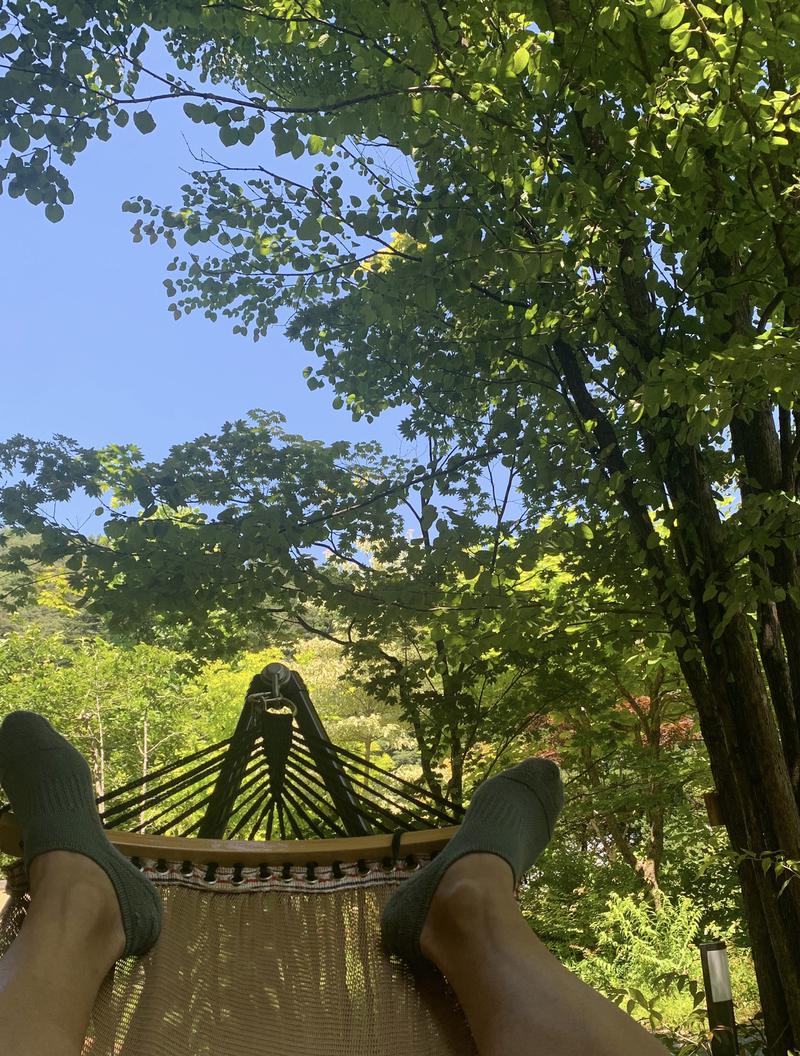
(3, 854), (431, 897)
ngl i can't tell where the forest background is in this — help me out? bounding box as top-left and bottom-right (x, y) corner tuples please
(3, 1), (800, 1053)
(0, 555), (759, 1053)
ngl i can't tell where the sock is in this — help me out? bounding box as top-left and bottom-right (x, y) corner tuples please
(0, 711), (163, 958)
(381, 757), (564, 966)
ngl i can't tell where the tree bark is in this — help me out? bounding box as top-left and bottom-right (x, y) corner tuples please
(738, 857), (792, 1056)
(731, 412), (800, 799)
(661, 453), (800, 1046)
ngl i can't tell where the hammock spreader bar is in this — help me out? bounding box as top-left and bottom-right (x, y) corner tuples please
(0, 809), (459, 866)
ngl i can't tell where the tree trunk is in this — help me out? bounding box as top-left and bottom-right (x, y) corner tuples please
(664, 451), (800, 1047)
(738, 859), (792, 1056)
(553, 337), (800, 1049)
(686, 614), (800, 1045)
(677, 652), (799, 1050)
(731, 411), (800, 798)
(448, 722), (464, 805)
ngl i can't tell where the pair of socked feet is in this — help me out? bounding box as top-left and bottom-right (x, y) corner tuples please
(0, 711), (564, 968)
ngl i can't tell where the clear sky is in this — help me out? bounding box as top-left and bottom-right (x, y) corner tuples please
(0, 63), (407, 469)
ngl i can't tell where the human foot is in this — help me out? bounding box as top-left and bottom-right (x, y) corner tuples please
(381, 757), (564, 967)
(418, 852), (516, 967)
(30, 850), (127, 965)
(0, 711), (162, 958)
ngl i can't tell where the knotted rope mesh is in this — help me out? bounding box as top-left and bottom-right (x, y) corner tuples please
(0, 857), (476, 1056)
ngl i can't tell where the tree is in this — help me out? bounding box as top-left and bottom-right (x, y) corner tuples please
(0, 420), (547, 801)
(529, 634), (703, 909)
(0, 420), (663, 808)
(2, 0), (800, 1045)
(0, 532), (102, 640)
(0, 628), (197, 800)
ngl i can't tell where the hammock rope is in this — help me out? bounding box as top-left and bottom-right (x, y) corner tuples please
(0, 664), (474, 1056)
(0, 668), (464, 842)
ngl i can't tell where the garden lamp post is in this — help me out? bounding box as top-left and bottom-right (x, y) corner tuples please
(699, 939), (739, 1056)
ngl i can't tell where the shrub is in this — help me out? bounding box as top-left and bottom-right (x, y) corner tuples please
(561, 890), (759, 1039)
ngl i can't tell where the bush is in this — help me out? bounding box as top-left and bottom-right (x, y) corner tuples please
(559, 890), (760, 1039)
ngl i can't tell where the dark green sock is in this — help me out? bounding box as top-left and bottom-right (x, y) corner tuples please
(0, 711), (162, 958)
(381, 757), (564, 966)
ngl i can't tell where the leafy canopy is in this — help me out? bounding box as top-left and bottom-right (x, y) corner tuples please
(3, 0), (798, 631)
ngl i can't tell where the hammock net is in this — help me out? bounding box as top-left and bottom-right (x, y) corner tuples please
(0, 665), (475, 1054)
(0, 857), (476, 1055)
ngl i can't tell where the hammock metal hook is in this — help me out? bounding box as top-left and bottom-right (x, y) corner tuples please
(246, 663), (297, 717)
(265, 662), (291, 703)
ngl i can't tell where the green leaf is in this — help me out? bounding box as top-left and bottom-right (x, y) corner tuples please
(219, 125), (239, 146)
(660, 4), (686, 29)
(629, 988), (648, 1009)
(45, 203), (65, 223)
(298, 215), (320, 241)
(307, 134), (325, 155)
(133, 111), (156, 134)
(9, 127), (30, 152)
(511, 46), (530, 75)
(669, 26), (692, 51)
(420, 504), (437, 531)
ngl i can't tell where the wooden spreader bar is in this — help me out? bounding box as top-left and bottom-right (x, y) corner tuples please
(0, 813), (459, 866)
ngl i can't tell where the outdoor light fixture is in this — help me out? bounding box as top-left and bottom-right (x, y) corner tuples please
(699, 939), (739, 1056)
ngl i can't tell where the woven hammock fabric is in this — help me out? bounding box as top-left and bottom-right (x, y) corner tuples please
(0, 858), (476, 1056)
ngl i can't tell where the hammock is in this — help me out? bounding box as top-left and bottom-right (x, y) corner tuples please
(0, 664), (476, 1055)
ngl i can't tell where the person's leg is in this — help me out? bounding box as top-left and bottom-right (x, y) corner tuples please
(381, 758), (667, 1055)
(0, 851), (125, 1056)
(421, 852), (667, 1056)
(0, 711), (163, 1056)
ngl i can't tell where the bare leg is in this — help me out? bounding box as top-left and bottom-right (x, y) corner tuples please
(422, 854), (667, 1056)
(0, 851), (124, 1056)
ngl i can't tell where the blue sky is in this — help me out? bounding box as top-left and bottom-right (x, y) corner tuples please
(0, 75), (407, 467)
